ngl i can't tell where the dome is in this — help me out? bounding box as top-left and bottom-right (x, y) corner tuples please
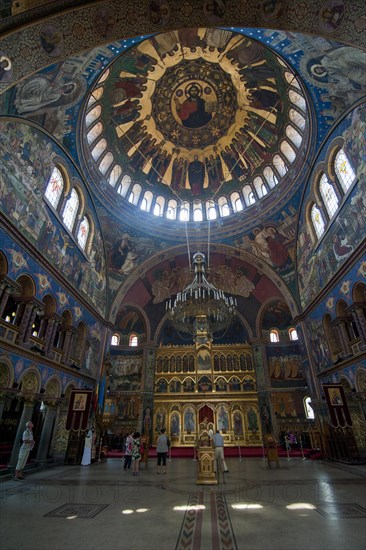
(82, 29), (310, 223)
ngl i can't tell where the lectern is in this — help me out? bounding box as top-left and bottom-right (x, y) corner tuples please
(196, 423), (217, 485)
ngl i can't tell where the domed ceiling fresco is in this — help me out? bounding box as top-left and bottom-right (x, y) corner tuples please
(83, 29), (308, 219)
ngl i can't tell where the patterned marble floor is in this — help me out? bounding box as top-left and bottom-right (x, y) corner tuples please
(1, 457), (366, 550)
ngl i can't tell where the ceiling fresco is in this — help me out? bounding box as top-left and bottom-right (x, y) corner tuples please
(84, 29), (307, 204)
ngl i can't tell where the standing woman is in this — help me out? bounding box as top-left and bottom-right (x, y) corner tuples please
(156, 428), (170, 474)
(15, 421), (35, 480)
(81, 429), (92, 466)
(131, 431), (141, 476)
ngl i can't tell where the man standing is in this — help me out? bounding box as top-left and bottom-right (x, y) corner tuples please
(212, 429), (229, 474)
(123, 430), (134, 471)
(15, 421), (35, 480)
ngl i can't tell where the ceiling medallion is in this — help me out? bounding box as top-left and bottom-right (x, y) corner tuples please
(152, 59), (237, 147)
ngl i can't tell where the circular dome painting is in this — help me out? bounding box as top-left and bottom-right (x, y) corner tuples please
(83, 29), (309, 221)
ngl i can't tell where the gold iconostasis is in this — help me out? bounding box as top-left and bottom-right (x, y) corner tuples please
(153, 343), (262, 447)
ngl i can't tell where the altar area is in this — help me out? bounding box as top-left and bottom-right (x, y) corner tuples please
(153, 343), (263, 448)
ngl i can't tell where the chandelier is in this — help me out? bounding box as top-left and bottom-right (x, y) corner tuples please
(166, 251), (237, 337)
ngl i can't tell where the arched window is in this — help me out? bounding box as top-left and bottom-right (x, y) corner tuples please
(109, 164), (122, 187)
(87, 87), (103, 107)
(270, 329), (279, 343)
(85, 105), (102, 127)
(281, 140), (297, 163)
(193, 202), (203, 221)
(230, 191), (243, 212)
(230, 192), (243, 212)
(129, 333), (138, 347)
(304, 397), (315, 419)
(218, 196), (230, 217)
(319, 174), (338, 218)
(62, 188), (79, 231)
(273, 154), (288, 177)
(117, 174), (132, 197)
(91, 138), (107, 161)
(141, 190), (153, 212)
(289, 108), (305, 131)
(311, 204), (325, 239)
(253, 176), (266, 198)
(99, 152), (114, 175)
(285, 125), (302, 148)
(154, 196), (165, 217)
(263, 166), (278, 189)
(77, 215), (89, 250)
(166, 199), (177, 220)
(45, 166), (64, 209)
(128, 183), (142, 206)
(206, 200), (217, 220)
(304, 397), (315, 420)
(288, 90), (306, 112)
(111, 333), (120, 346)
(289, 327), (298, 341)
(87, 121), (103, 145)
(242, 185), (255, 206)
(335, 148), (356, 192)
(180, 202), (190, 221)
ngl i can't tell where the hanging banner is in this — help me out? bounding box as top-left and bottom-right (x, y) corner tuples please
(323, 384), (352, 427)
(66, 390), (93, 431)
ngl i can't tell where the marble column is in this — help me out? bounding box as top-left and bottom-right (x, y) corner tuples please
(0, 285), (12, 318)
(351, 306), (366, 347)
(62, 329), (73, 365)
(8, 399), (35, 467)
(36, 404), (58, 462)
(15, 302), (34, 344)
(23, 306), (39, 344)
(337, 320), (352, 356)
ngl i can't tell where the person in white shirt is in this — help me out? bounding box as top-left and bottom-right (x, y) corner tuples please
(212, 429), (229, 473)
(15, 421), (35, 480)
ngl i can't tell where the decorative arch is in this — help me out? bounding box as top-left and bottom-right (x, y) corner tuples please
(0, 250), (9, 276)
(44, 376), (62, 399)
(16, 274), (36, 299)
(352, 281), (366, 302)
(0, 356), (14, 388)
(19, 368), (41, 394)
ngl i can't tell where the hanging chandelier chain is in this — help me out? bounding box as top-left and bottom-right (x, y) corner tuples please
(166, 251), (236, 337)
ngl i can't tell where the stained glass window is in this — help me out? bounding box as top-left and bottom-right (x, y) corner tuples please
(77, 216), (89, 249)
(45, 166), (64, 209)
(311, 204), (325, 239)
(62, 188), (79, 231)
(335, 148), (356, 192)
(319, 174), (338, 218)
